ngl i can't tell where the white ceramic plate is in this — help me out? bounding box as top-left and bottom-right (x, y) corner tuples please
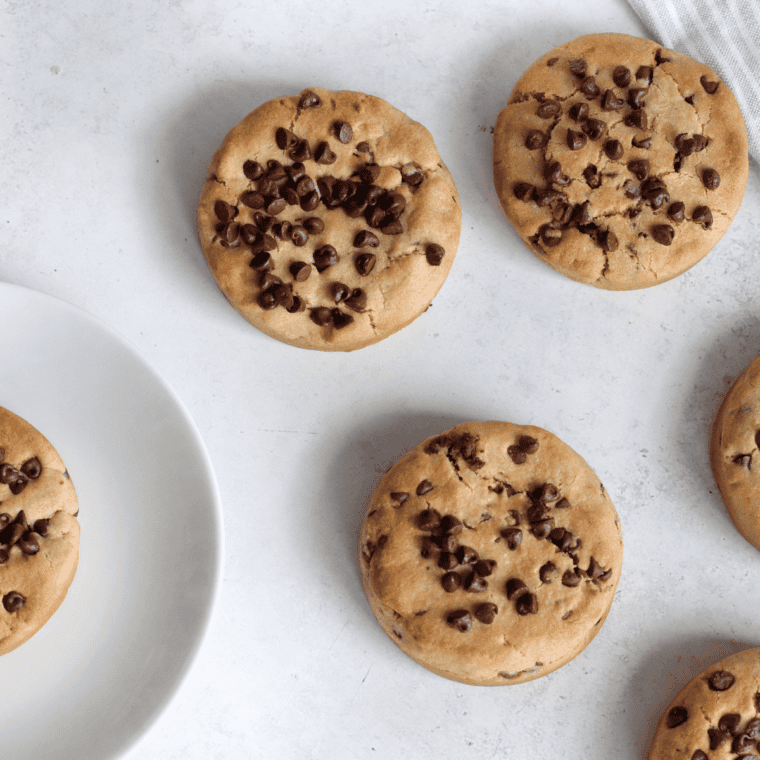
(0, 283), (224, 760)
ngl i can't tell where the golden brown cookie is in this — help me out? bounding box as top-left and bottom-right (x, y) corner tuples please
(493, 33), (749, 290)
(198, 87), (461, 351)
(0, 407), (80, 655)
(648, 647), (760, 760)
(359, 421), (623, 685)
(711, 355), (760, 553)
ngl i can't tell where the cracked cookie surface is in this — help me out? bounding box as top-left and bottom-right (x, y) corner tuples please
(649, 647), (760, 760)
(198, 87), (461, 351)
(493, 33), (749, 290)
(0, 407), (80, 656)
(711, 355), (760, 553)
(359, 420), (623, 685)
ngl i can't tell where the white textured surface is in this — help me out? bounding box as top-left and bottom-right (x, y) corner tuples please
(1, 1), (759, 758)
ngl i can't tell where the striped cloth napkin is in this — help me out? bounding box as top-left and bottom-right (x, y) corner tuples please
(627, 0), (760, 162)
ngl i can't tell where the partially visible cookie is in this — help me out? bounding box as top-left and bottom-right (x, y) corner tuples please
(0, 407), (80, 655)
(711, 355), (760, 553)
(198, 87), (461, 351)
(359, 421), (623, 685)
(648, 647), (760, 760)
(493, 33), (749, 290)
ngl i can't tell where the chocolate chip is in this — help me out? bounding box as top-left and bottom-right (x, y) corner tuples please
(416, 508), (439, 530)
(636, 65), (653, 83)
(241, 190), (265, 209)
(33, 518), (49, 537)
(266, 197), (288, 216)
(536, 188), (567, 207)
(332, 310), (354, 329)
(328, 282), (348, 304)
(243, 160), (264, 181)
(507, 445), (527, 464)
(624, 109), (647, 129)
(505, 577), (527, 600)
(628, 87), (648, 109)
(602, 89), (626, 110)
(700, 75), (720, 94)
(298, 90), (321, 109)
(275, 127), (298, 150)
(309, 307), (332, 326)
(732, 734), (758, 754)
(515, 591), (538, 615)
(692, 134), (709, 151)
(438, 552), (459, 571)
(567, 102), (588, 123)
(333, 120), (353, 143)
(474, 602), (498, 625)
(525, 130), (547, 150)
(583, 164), (601, 188)
(9, 475), (28, 495)
(692, 206), (713, 229)
(256, 291), (277, 310)
(745, 718), (760, 740)
(288, 224), (308, 247)
(216, 222), (240, 245)
(474, 559), (496, 577)
(655, 49), (671, 64)
(536, 100), (561, 119)
(570, 58), (587, 77)
(214, 199), (237, 222)
(628, 159), (650, 181)
(604, 139), (623, 160)
(545, 161), (570, 186)
(567, 129), (588, 151)
(2, 591), (25, 613)
(417, 479), (433, 496)
(455, 545), (478, 565)
(513, 182), (537, 202)
(314, 245), (339, 272)
(708, 728), (728, 750)
(425, 243), (445, 266)
(702, 168), (720, 190)
(562, 568), (583, 587)
(500, 526), (522, 550)
(667, 201), (686, 223)
(719, 713), (741, 736)
(381, 219), (404, 235)
(289, 139), (312, 163)
(354, 252), (376, 276)
(439, 515), (462, 535)
(344, 289), (367, 313)
(582, 118), (606, 140)
(547, 57), (558, 67)
(539, 562), (558, 583)
(624, 180), (640, 198)
(632, 135), (651, 149)
(354, 231), (379, 248)
(442, 572), (462, 593)
(667, 706), (688, 728)
(18, 531), (39, 555)
(733, 454), (752, 468)
(241, 222), (262, 245)
(300, 217), (322, 236)
(250, 251), (273, 271)
(708, 670), (736, 691)
(690, 752), (707, 760)
(652, 224), (675, 245)
(312, 141), (336, 165)
(0, 549), (7, 564)
(612, 65), (632, 87)
(519, 435), (538, 453)
(401, 163), (424, 186)
(539, 224), (562, 248)
(580, 76), (600, 99)
(446, 609), (472, 632)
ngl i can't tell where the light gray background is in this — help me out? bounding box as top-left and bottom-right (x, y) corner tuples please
(2, 0), (759, 758)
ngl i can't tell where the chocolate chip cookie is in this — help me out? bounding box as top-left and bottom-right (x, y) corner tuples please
(198, 88), (461, 351)
(359, 421), (623, 685)
(0, 407), (80, 655)
(711, 355), (760, 553)
(649, 647), (760, 760)
(493, 33), (749, 290)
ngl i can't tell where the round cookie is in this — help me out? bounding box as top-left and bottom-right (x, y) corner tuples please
(648, 647), (760, 759)
(0, 407), (80, 655)
(198, 87), (461, 351)
(493, 33), (749, 290)
(711, 355), (760, 553)
(359, 421), (623, 685)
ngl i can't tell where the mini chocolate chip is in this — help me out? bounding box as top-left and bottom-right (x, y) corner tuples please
(214, 199), (237, 222)
(667, 201), (686, 223)
(628, 159), (650, 181)
(580, 76), (600, 99)
(2, 591), (25, 613)
(632, 135), (651, 149)
(692, 205), (713, 229)
(525, 130), (547, 150)
(442, 572), (462, 593)
(354, 252), (376, 276)
(474, 602), (498, 625)
(539, 562), (558, 583)
(700, 75), (720, 94)
(708, 670), (736, 691)
(703, 168), (720, 190)
(625, 109), (647, 129)
(425, 243), (445, 266)
(562, 568), (583, 587)
(513, 182), (537, 202)
(567, 129), (587, 151)
(505, 577), (527, 600)
(344, 289), (367, 313)
(515, 591), (538, 616)
(298, 90), (321, 109)
(243, 160), (264, 181)
(314, 245), (339, 272)
(568, 102), (589, 122)
(570, 58), (587, 77)
(275, 127), (298, 150)
(290, 225), (309, 247)
(446, 609), (472, 632)
(604, 139), (624, 160)
(536, 100), (561, 118)
(582, 118), (606, 140)
(602, 89), (626, 110)
(334, 120), (353, 143)
(613, 65), (632, 87)
(18, 532), (39, 555)
(309, 307), (332, 326)
(314, 142), (337, 164)
(667, 706), (688, 728)
(416, 507), (439, 530)
(500, 526), (522, 550)
(331, 282), (350, 303)
(417, 479), (433, 496)
(652, 224), (675, 246)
